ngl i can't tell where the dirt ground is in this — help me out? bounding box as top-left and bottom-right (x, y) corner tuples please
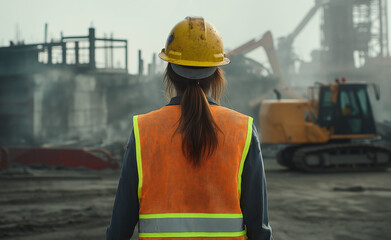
(1, 158), (390, 240)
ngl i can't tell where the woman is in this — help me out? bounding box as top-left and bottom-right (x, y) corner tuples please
(106, 17), (273, 240)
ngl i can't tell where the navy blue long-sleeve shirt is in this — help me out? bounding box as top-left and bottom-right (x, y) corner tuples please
(106, 97), (273, 240)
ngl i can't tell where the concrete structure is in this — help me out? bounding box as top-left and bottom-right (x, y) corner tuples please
(0, 28), (143, 146)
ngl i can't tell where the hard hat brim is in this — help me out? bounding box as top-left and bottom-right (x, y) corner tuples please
(159, 52), (230, 67)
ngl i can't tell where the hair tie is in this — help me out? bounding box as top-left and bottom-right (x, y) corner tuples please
(188, 79), (199, 85)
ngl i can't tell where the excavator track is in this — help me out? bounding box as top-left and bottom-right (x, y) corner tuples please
(276, 145), (301, 169)
(290, 143), (391, 172)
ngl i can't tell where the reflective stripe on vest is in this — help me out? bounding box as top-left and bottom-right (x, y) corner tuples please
(138, 213), (245, 238)
(134, 105), (253, 238)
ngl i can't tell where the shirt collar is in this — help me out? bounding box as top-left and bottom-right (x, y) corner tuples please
(166, 96), (218, 106)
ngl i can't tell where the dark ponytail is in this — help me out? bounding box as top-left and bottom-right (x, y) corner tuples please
(164, 64), (225, 165)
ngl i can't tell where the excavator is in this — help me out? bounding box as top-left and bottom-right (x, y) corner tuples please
(229, 38), (391, 172)
(259, 79), (391, 172)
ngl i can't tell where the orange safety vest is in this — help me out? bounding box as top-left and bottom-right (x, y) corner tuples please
(133, 104), (253, 239)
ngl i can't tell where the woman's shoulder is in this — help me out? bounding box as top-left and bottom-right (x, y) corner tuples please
(210, 105), (252, 130)
(134, 105), (181, 121)
(210, 105), (250, 119)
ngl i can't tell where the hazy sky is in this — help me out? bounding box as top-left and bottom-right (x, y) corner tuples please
(1, 0), (390, 73)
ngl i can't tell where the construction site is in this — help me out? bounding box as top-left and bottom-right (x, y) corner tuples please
(1, 0), (391, 239)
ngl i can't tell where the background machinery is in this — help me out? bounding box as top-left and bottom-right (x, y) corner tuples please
(226, 0), (391, 172)
(260, 80), (391, 172)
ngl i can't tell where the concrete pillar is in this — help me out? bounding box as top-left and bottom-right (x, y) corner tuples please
(125, 40), (128, 72)
(75, 41), (79, 65)
(62, 42), (67, 64)
(48, 45), (52, 64)
(89, 28), (96, 68)
(152, 53), (156, 75)
(138, 49), (144, 76)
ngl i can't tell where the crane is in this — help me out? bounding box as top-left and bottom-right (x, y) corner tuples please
(277, 0), (326, 76)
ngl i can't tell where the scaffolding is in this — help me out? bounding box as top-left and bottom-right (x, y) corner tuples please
(353, 0), (389, 57)
(321, 0), (389, 68)
(0, 27), (128, 74)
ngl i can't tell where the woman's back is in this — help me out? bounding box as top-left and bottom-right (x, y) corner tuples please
(135, 103), (252, 214)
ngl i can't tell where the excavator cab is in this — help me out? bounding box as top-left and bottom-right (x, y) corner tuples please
(317, 83), (376, 136)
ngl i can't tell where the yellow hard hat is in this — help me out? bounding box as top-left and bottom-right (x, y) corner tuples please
(159, 17), (230, 67)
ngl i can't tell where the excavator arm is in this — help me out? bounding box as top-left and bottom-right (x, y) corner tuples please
(228, 31), (303, 107)
(227, 31), (281, 78)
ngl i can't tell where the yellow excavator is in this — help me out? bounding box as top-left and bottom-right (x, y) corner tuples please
(259, 80), (391, 172)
